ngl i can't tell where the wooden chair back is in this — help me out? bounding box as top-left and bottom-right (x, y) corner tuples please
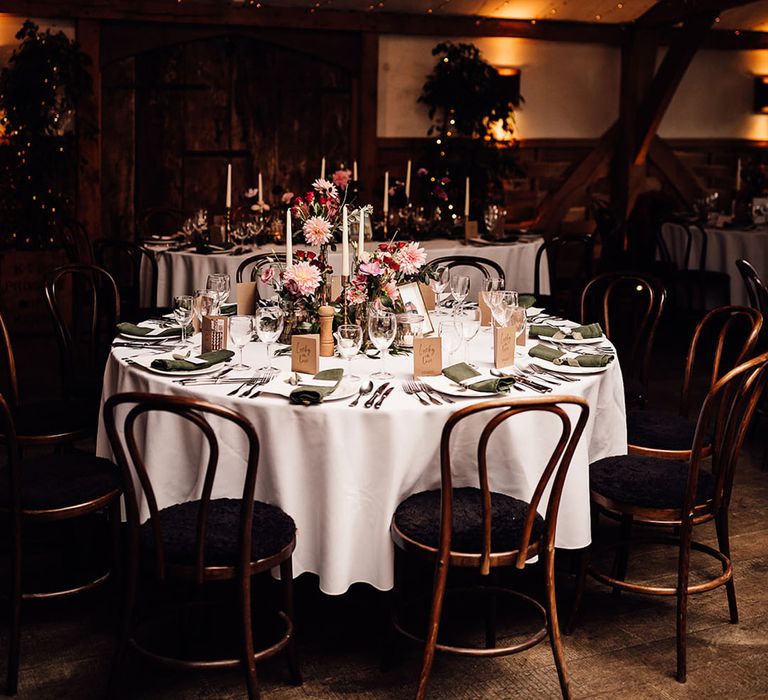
(103, 392), (261, 584)
(534, 234), (595, 298)
(735, 259), (768, 316)
(580, 273), (666, 394)
(236, 253), (288, 284)
(679, 305), (763, 417)
(0, 393), (22, 519)
(44, 264), (120, 398)
(94, 239), (159, 314)
(684, 224), (709, 271)
(0, 312), (19, 409)
(425, 256), (506, 287)
(60, 221), (94, 265)
(437, 396), (589, 574)
(139, 207), (186, 239)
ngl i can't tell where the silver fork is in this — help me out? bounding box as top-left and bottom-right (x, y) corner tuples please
(241, 369), (278, 398)
(402, 381), (430, 406)
(528, 364), (578, 383)
(415, 381), (452, 404)
(516, 365), (561, 386)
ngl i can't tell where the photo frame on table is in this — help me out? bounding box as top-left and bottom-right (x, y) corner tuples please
(397, 282), (434, 335)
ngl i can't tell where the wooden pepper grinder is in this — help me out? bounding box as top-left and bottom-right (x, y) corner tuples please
(319, 305), (335, 357)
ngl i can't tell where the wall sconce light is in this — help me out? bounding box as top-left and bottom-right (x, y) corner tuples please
(497, 67), (522, 106)
(754, 76), (768, 113)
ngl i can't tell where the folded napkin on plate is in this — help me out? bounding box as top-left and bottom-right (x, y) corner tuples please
(150, 349), (234, 372)
(528, 343), (613, 368)
(220, 303), (237, 316)
(116, 322), (182, 338)
(442, 363), (515, 393)
(529, 322), (603, 340)
(289, 368), (344, 406)
(518, 295), (536, 309)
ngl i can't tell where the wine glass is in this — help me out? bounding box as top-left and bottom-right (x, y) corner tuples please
(439, 318), (463, 364)
(482, 278), (505, 330)
(206, 273), (230, 312)
(430, 264), (451, 316)
(193, 289), (217, 332)
(229, 315), (253, 370)
(450, 273), (470, 313)
(254, 304), (284, 370)
(335, 324), (363, 380)
(483, 204), (500, 237)
(509, 306), (527, 358)
(367, 307), (397, 379)
(172, 295), (194, 346)
(457, 307), (481, 365)
(489, 290), (518, 328)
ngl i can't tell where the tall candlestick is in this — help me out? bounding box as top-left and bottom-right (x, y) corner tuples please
(321, 157), (326, 181)
(342, 205), (350, 278)
(736, 157), (742, 192)
(286, 208), (293, 262)
(464, 176), (470, 218)
(358, 208), (365, 259)
(405, 159), (412, 200)
(353, 160), (358, 181)
(225, 163), (232, 209)
(258, 172), (263, 204)
(383, 171), (389, 214)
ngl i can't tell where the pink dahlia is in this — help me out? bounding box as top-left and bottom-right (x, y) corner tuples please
(302, 216), (333, 246)
(360, 260), (385, 277)
(383, 281), (399, 300)
(345, 284), (368, 305)
(284, 261), (322, 296)
(260, 266), (275, 285)
(332, 169), (352, 190)
(312, 178), (338, 199)
(393, 241), (427, 274)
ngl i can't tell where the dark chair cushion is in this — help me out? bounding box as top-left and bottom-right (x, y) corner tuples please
(0, 452), (121, 511)
(12, 399), (96, 440)
(393, 487), (543, 553)
(140, 498), (296, 567)
(627, 409), (710, 452)
(590, 455), (716, 509)
(623, 377), (646, 407)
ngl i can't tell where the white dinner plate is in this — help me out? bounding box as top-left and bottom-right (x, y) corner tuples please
(529, 333), (606, 346)
(529, 360), (611, 375)
(259, 374), (360, 401)
(420, 374), (506, 398)
(128, 353), (226, 377)
(119, 321), (182, 341)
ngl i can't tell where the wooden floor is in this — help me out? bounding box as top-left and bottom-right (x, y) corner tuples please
(4, 319), (768, 699)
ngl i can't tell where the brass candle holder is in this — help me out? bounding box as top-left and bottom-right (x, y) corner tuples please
(341, 274), (349, 324)
(224, 207), (232, 246)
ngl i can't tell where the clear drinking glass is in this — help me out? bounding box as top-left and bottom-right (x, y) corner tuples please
(229, 315), (253, 370)
(439, 318), (463, 364)
(450, 273), (470, 313)
(509, 306), (527, 358)
(367, 307), (397, 379)
(193, 289), (217, 332)
(335, 324), (363, 380)
(482, 278), (505, 330)
(206, 273), (230, 312)
(458, 308), (481, 365)
(489, 290), (518, 328)
(172, 295), (194, 345)
(430, 264), (451, 316)
(254, 304), (284, 370)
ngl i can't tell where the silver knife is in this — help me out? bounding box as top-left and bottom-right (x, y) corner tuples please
(374, 386), (394, 409)
(364, 382), (389, 408)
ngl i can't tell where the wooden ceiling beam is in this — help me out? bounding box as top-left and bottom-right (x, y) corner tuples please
(637, 0), (759, 28)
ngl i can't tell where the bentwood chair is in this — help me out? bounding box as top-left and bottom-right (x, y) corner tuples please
(0, 310), (94, 448)
(425, 256), (506, 288)
(572, 352), (768, 683)
(44, 264), (120, 404)
(103, 392), (301, 699)
(736, 259), (768, 320)
(533, 235), (595, 317)
(94, 239), (165, 322)
(0, 392), (122, 695)
(61, 221), (94, 265)
(390, 396), (589, 700)
(236, 252), (289, 285)
(627, 305), (762, 460)
(579, 273), (667, 407)
(138, 207), (186, 240)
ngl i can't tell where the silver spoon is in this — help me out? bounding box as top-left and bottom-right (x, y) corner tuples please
(349, 380), (374, 407)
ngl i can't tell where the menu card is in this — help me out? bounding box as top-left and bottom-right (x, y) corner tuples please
(419, 282), (436, 311)
(202, 316), (229, 353)
(236, 281), (257, 315)
(414, 335), (442, 376)
(493, 326), (516, 369)
(291, 334), (320, 375)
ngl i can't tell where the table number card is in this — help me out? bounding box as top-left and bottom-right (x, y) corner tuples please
(419, 282), (436, 311)
(478, 293), (492, 326)
(202, 316), (229, 353)
(236, 281), (257, 315)
(464, 220), (478, 244)
(413, 335), (442, 377)
(494, 326), (517, 369)
(291, 334), (319, 375)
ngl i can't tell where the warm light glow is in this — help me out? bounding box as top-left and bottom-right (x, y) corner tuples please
(497, 67), (520, 77)
(487, 118), (516, 143)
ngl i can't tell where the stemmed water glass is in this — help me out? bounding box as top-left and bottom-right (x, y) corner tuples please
(489, 290), (519, 328)
(482, 278), (505, 330)
(430, 264), (450, 316)
(193, 289), (217, 334)
(457, 307), (481, 365)
(439, 318), (463, 365)
(172, 295), (193, 346)
(450, 273), (470, 314)
(229, 315), (253, 370)
(509, 306), (527, 357)
(368, 307), (397, 379)
(254, 304), (284, 370)
(335, 324), (363, 380)
(206, 273), (231, 313)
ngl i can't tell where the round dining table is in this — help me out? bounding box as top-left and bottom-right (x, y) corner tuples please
(141, 237), (551, 308)
(97, 324), (625, 595)
(661, 222), (768, 307)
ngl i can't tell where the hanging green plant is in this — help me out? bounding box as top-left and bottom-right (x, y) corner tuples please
(419, 42), (519, 142)
(0, 20), (93, 250)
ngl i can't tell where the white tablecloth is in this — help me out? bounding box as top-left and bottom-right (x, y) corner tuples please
(661, 223), (768, 307)
(97, 327), (625, 595)
(142, 238), (550, 307)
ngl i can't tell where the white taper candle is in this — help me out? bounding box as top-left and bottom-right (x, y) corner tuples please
(225, 163), (232, 209)
(258, 172), (263, 204)
(358, 207), (365, 259)
(286, 208), (293, 262)
(405, 159), (412, 200)
(342, 205), (350, 278)
(383, 171), (389, 214)
(321, 157), (326, 181)
(464, 176), (470, 218)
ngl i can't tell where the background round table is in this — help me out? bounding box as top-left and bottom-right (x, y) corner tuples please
(97, 329), (625, 595)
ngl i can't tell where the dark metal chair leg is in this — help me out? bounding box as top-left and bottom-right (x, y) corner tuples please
(416, 558), (450, 700)
(566, 546), (590, 634)
(544, 546), (572, 700)
(714, 512), (738, 624)
(484, 570), (498, 649)
(107, 533), (138, 698)
(280, 558), (302, 686)
(7, 534), (21, 696)
(676, 522), (693, 683)
(239, 576), (259, 700)
(611, 514), (633, 597)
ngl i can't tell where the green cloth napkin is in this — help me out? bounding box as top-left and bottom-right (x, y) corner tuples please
(518, 295), (536, 309)
(529, 322), (603, 340)
(442, 363), (515, 393)
(150, 349), (234, 372)
(116, 322), (182, 338)
(220, 303), (237, 316)
(528, 343), (613, 368)
(289, 368), (344, 406)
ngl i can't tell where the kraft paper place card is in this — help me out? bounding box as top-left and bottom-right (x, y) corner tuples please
(517, 325), (528, 347)
(464, 220), (478, 244)
(419, 282), (436, 311)
(331, 276), (342, 301)
(478, 293), (492, 326)
(414, 335), (442, 377)
(236, 281), (257, 315)
(202, 316), (229, 354)
(291, 334), (319, 375)
(494, 326), (517, 369)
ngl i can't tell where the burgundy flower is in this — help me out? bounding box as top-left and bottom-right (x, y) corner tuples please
(305, 192), (315, 203)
